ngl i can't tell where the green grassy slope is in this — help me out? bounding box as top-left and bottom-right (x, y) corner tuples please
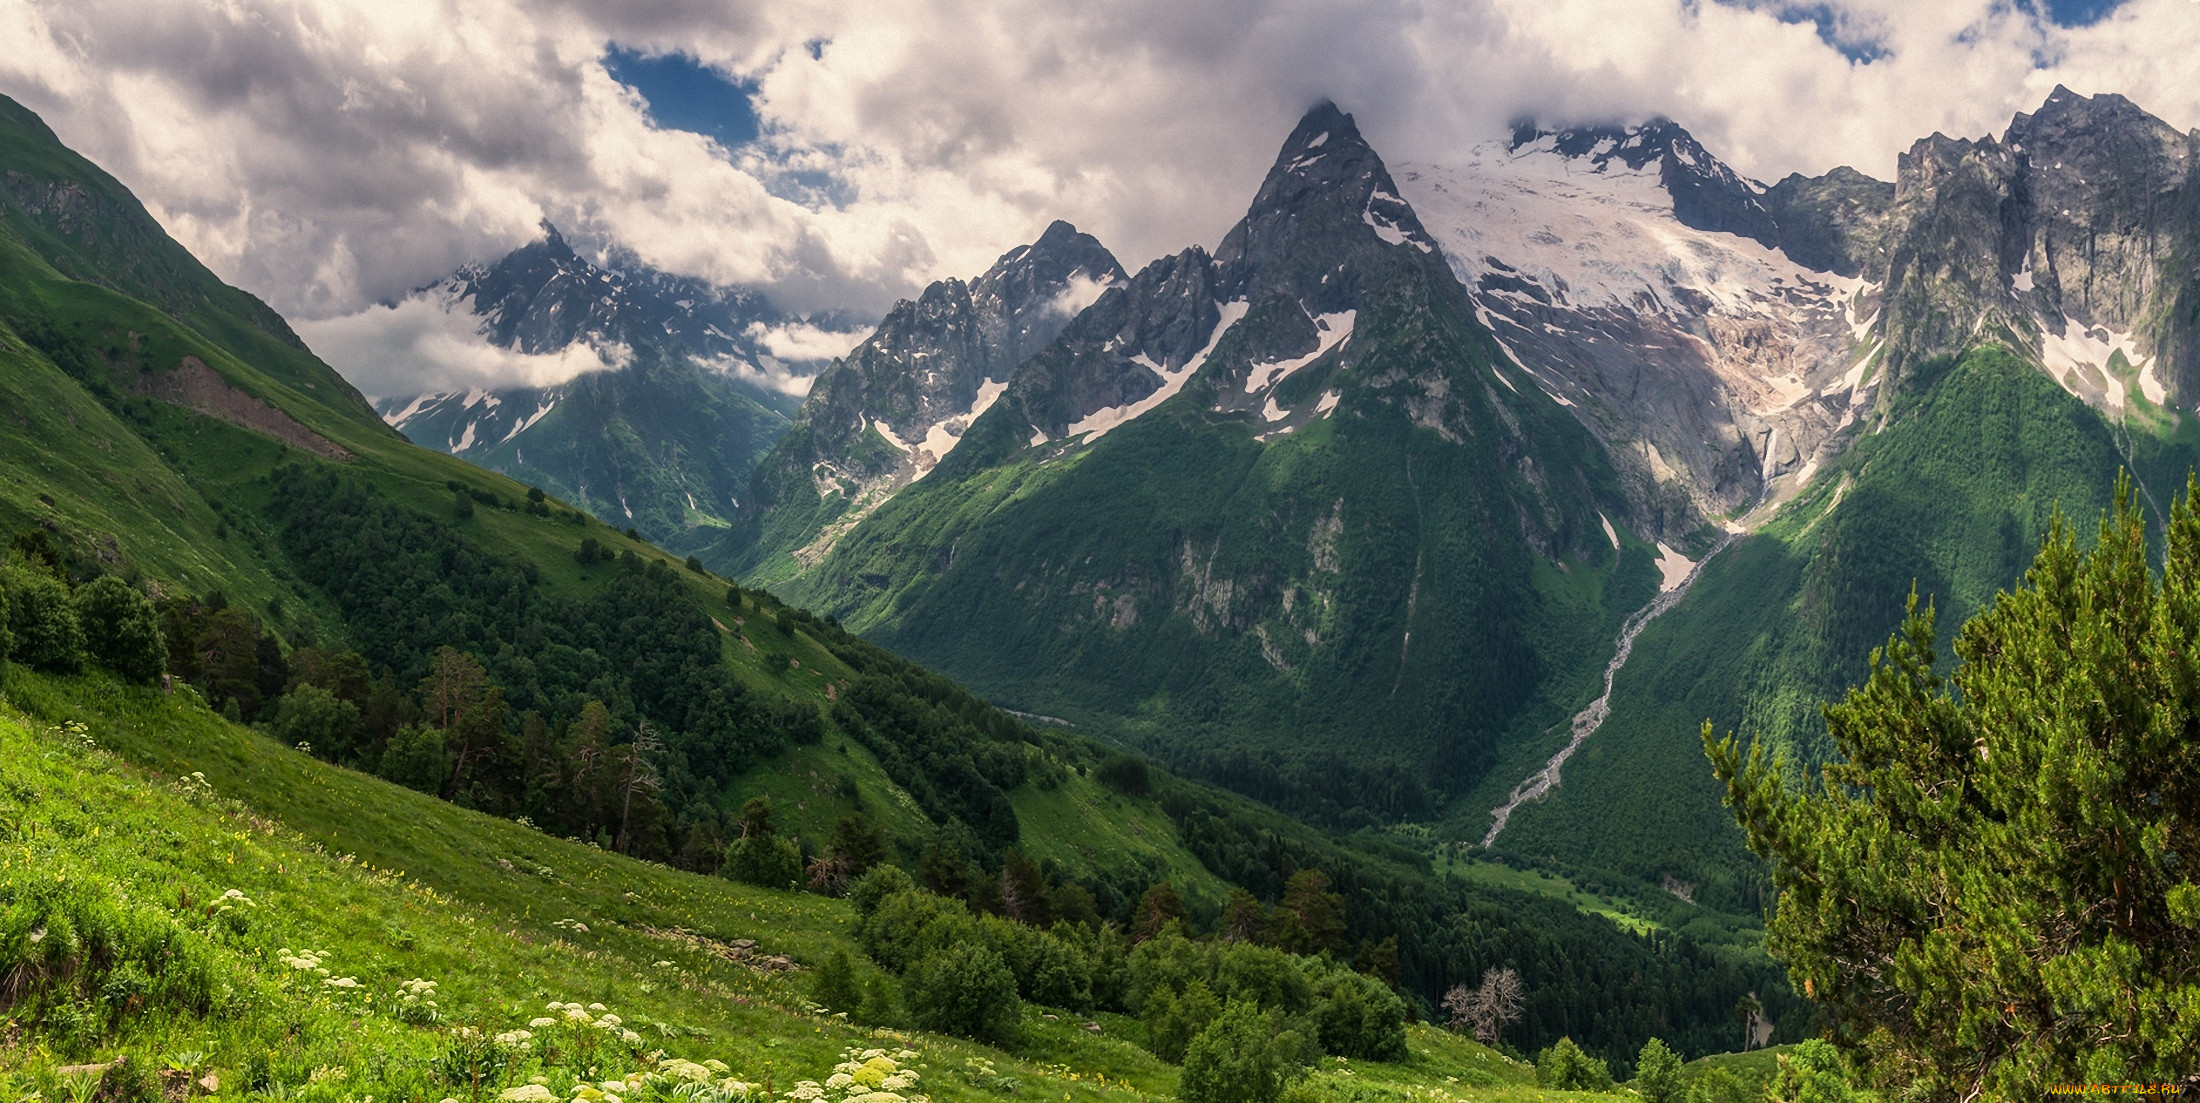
(0, 665), (1609, 1100)
(0, 667), (1173, 1097)
(0, 87), (1234, 929)
(0, 89), (1815, 1075)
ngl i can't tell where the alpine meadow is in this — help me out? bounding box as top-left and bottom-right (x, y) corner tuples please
(1, 3), (2199, 1100)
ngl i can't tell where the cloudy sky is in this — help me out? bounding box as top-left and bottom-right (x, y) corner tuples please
(1, 0), (2193, 395)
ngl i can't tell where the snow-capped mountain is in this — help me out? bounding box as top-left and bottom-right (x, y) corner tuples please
(1397, 123), (1880, 528)
(756, 103), (1634, 824)
(373, 227), (858, 550)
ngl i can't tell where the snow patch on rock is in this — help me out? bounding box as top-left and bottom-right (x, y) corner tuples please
(1654, 542), (1696, 592)
(1071, 300), (1251, 441)
(1244, 311), (1355, 393)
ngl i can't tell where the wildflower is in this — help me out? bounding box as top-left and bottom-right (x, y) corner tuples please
(494, 1030), (534, 1048)
(500, 1087), (556, 1103)
(658, 1060), (712, 1083)
(620, 1030), (642, 1045)
(323, 976), (362, 989)
(529, 1017), (557, 1028)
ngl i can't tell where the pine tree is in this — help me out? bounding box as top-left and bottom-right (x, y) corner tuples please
(1707, 475), (2200, 1094)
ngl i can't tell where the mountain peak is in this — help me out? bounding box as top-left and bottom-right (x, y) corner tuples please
(1283, 100), (1356, 150)
(1215, 100), (1440, 306)
(1034, 219), (1084, 248)
(2004, 84), (2178, 150)
(537, 219), (575, 260)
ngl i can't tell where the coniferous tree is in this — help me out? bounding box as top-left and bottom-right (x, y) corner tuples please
(1132, 881), (1187, 943)
(1276, 870), (1346, 955)
(1708, 477), (2200, 1093)
(812, 949), (862, 1014)
(419, 646), (506, 801)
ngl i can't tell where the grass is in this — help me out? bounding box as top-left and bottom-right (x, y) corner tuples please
(0, 663), (1702, 1101)
(0, 665), (1183, 1099)
(1012, 770), (1231, 912)
(1429, 855), (1657, 938)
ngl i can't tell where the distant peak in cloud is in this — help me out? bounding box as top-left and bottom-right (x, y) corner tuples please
(297, 294), (629, 400)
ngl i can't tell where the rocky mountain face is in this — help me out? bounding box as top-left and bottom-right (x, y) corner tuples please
(1864, 88), (2200, 410)
(772, 103), (1645, 821)
(1461, 89), (2200, 902)
(718, 220), (1124, 579)
(376, 227), (844, 551)
(1388, 88), (2200, 540)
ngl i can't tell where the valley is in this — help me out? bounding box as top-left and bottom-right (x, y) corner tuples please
(2, 9), (2197, 1086)
(0, 85), (1798, 1097)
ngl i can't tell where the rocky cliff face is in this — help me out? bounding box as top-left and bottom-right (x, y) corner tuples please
(1868, 88), (2200, 410)
(722, 220), (1123, 577)
(1388, 89), (2200, 537)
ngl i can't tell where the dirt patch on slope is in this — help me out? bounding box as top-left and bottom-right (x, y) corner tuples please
(139, 356), (351, 460)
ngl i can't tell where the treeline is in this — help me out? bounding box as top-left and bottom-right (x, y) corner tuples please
(1154, 775), (1805, 1067)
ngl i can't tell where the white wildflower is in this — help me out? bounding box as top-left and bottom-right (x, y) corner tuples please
(499, 1087), (556, 1103)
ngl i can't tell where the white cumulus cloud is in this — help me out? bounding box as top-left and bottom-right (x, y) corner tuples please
(3, 0), (2199, 382)
(296, 295), (629, 398)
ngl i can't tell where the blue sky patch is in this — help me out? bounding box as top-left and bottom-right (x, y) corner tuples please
(2038, 0), (2127, 27)
(602, 46), (760, 149)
